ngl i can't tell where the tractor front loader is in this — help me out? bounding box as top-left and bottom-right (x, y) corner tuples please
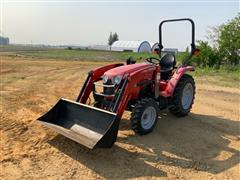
(38, 18), (200, 149)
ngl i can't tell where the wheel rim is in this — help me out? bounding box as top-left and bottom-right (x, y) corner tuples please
(181, 82), (194, 110)
(141, 106), (157, 130)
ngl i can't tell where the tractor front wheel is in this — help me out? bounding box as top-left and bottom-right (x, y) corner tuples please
(169, 74), (195, 117)
(130, 98), (159, 135)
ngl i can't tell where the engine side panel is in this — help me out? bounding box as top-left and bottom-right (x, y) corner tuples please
(115, 66), (157, 117)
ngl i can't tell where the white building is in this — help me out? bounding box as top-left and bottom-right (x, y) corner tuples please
(111, 40), (151, 52)
(149, 42), (159, 51)
(163, 48), (178, 54)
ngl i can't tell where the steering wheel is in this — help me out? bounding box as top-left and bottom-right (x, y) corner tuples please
(146, 57), (160, 65)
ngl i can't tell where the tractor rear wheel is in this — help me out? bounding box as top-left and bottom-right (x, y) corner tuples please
(169, 74), (195, 117)
(130, 98), (159, 135)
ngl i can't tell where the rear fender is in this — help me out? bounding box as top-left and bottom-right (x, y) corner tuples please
(164, 66), (194, 97)
(78, 63), (123, 103)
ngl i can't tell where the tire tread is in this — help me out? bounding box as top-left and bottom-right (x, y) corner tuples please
(130, 98), (159, 135)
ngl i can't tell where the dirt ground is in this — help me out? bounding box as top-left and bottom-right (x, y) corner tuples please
(1, 55), (240, 179)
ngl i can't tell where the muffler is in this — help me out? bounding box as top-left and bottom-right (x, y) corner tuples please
(37, 98), (119, 149)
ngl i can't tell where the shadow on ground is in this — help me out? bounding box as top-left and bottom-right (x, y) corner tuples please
(49, 111), (240, 178)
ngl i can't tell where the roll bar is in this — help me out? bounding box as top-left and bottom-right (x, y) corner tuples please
(158, 18), (196, 66)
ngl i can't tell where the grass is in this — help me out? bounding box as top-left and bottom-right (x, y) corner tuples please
(2, 47), (239, 88)
(17, 49), (158, 61)
(191, 67), (240, 88)
(193, 67), (239, 80)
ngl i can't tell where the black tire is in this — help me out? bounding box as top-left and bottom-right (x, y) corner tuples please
(130, 98), (159, 135)
(169, 74), (195, 117)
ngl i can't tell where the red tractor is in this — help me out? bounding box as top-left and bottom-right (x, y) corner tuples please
(38, 18), (199, 149)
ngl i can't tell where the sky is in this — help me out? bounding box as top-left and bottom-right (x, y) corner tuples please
(1, 0), (239, 50)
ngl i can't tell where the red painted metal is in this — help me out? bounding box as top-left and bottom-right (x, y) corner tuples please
(79, 62), (194, 119)
(163, 66), (195, 97)
(79, 63), (123, 103)
(104, 63), (153, 78)
(159, 81), (167, 91)
(115, 65), (158, 117)
(104, 63), (158, 111)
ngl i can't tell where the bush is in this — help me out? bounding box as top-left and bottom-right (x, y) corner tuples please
(186, 14), (240, 69)
(217, 14), (240, 65)
(194, 41), (222, 68)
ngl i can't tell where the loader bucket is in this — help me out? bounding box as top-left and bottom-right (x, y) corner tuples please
(37, 98), (119, 149)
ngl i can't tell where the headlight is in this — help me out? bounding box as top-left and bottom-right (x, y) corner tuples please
(102, 75), (108, 83)
(113, 75), (122, 85)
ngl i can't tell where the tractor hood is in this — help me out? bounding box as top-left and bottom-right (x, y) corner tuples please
(104, 63), (153, 78)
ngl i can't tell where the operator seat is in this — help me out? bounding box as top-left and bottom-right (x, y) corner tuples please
(160, 53), (176, 72)
(160, 53), (176, 80)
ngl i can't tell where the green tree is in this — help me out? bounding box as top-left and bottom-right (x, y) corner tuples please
(108, 32), (119, 46)
(177, 47), (190, 65)
(108, 32), (113, 46)
(112, 32), (119, 43)
(195, 41), (221, 68)
(217, 14), (240, 65)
